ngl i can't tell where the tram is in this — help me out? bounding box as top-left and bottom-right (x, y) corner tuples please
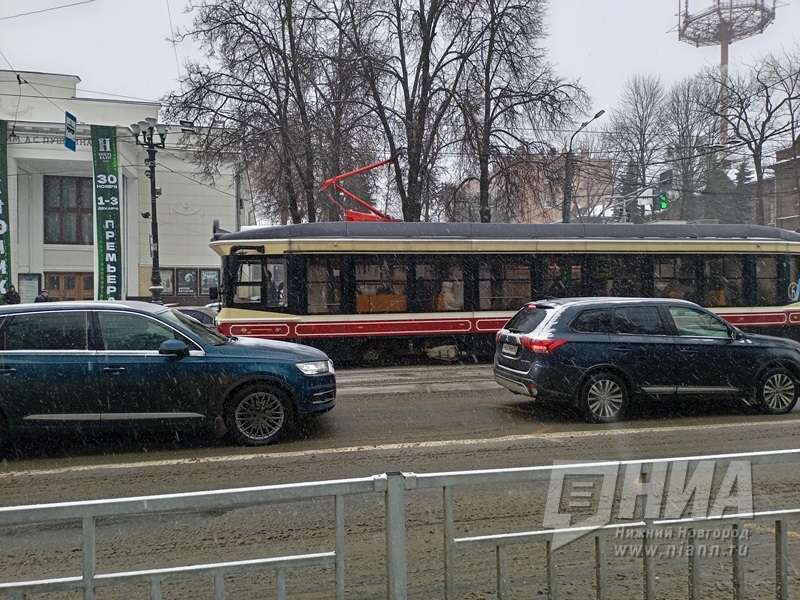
(209, 222), (800, 363)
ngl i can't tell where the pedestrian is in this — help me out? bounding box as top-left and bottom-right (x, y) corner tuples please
(34, 289), (49, 303)
(4, 285), (20, 304)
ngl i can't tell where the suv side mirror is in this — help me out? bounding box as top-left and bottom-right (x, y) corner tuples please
(159, 339), (189, 357)
(729, 328), (745, 342)
(208, 285), (219, 301)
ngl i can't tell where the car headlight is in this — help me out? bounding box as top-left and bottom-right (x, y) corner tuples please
(296, 360), (331, 375)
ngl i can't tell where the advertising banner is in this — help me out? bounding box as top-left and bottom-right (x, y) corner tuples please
(90, 125), (123, 300)
(0, 121), (11, 298)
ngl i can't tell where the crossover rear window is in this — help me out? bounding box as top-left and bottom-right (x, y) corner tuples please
(505, 305), (550, 334)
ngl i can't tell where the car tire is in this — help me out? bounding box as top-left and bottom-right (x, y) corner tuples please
(580, 371), (629, 423)
(225, 384), (294, 446)
(756, 367), (799, 415)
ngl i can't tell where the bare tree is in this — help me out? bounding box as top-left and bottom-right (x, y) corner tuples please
(326, 0), (480, 221)
(701, 54), (800, 224)
(663, 75), (718, 220)
(455, 0), (585, 222)
(609, 75), (667, 191)
(166, 0), (382, 224)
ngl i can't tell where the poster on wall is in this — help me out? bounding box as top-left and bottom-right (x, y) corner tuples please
(200, 269), (219, 295)
(176, 268), (198, 296)
(160, 268), (175, 296)
(90, 125), (123, 300)
(0, 121), (11, 298)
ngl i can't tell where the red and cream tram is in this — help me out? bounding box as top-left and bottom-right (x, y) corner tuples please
(210, 222), (800, 363)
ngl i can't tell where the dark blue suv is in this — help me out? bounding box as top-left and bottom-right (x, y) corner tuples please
(0, 301), (335, 446)
(494, 298), (800, 423)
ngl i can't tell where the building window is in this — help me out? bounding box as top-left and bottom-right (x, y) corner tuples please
(44, 176), (94, 245)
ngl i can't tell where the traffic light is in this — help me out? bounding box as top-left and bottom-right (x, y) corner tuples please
(659, 192), (669, 210)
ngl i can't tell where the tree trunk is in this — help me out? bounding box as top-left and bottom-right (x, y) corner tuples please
(754, 155), (765, 225)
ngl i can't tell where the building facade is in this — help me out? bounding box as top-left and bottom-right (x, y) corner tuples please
(774, 138), (800, 231)
(1, 69), (252, 303)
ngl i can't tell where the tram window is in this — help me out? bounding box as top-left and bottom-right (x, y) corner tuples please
(755, 256), (781, 306)
(653, 256), (695, 300)
(789, 256), (800, 304)
(355, 256), (407, 314)
(592, 256), (643, 296)
(307, 256), (342, 314)
(704, 256), (745, 307)
(538, 256), (583, 298)
(233, 257), (287, 308)
(413, 257), (463, 312)
(479, 258), (531, 310)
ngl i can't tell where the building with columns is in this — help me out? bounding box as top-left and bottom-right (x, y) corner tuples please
(1, 69), (253, 303)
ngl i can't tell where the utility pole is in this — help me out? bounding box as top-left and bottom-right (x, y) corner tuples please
(131, 118), (168, 303)
(563, 110), (605, 223)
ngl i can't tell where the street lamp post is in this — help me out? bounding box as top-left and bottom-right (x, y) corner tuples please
(131, 118), (168, 303)
(563, 109), (605, 223)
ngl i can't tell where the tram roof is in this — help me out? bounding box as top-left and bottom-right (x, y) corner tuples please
(214, 222), (800, 242)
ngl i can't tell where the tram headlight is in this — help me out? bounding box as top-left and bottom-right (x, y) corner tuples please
(296, 360), (332, 375)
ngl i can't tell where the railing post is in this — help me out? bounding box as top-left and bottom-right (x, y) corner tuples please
(82, 516), (96, 600)
(213, 573), (225, 600)
(688, 527), (701, 600)
(335, 494), (346, 600)
(496, 545), (509, 600)
(150, 577), (162, 600)
(595, 534), (608, 600)
(443, 486), (455, 599)
(276, 568), (287, 600)
(732, 522), (744, 600)
(385, 472), (408, 600)
(776, 519), (790, 600)
(546, 540), (559, 600)
(642, 521), (655, 600)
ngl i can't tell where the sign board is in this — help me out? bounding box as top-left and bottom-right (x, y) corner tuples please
(64, 112), (77, 152)
(0, 121), (11, 298)
(90, 125), (123, 300)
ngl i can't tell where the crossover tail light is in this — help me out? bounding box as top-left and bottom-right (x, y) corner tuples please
(521, 337), (567, 355)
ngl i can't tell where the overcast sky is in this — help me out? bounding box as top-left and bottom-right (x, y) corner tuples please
(1, 0), (798, 119)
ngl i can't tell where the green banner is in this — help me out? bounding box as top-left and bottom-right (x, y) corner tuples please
(91, 125), (123, 300)
(0, 121), (10, 299)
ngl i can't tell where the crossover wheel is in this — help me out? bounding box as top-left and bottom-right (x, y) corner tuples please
(581, 371), (628, 423)
(226, 385), (293, 446)
(757, 368), (799, 415)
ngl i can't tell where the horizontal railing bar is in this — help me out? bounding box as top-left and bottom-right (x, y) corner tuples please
(411, 448), (800, 489)
(455, 521), (646, 547)
(0, 552), (335, 593)
(0, 476), (386, 525)
(454, 508), (800, 548)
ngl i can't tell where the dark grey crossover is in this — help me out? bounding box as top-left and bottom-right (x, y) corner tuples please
(494, 298), (800, 423)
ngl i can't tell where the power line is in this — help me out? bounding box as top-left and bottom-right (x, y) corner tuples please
(165, 0), (182, 81)
(0, 0), (95, 21)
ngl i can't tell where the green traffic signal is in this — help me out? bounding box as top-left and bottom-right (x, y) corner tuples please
(659, 192), (668, 210)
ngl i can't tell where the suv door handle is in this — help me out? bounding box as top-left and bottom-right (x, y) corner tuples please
(103, 366), (126, 374)
(612, 347), (633, 353)
(0, 367), (15, 375)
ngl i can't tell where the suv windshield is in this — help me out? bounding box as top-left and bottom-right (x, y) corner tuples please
(505, 305), (551, 333)
(160, 309), (228, 345)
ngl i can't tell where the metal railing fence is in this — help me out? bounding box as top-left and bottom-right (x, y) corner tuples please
(2, 448), (800, 599)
